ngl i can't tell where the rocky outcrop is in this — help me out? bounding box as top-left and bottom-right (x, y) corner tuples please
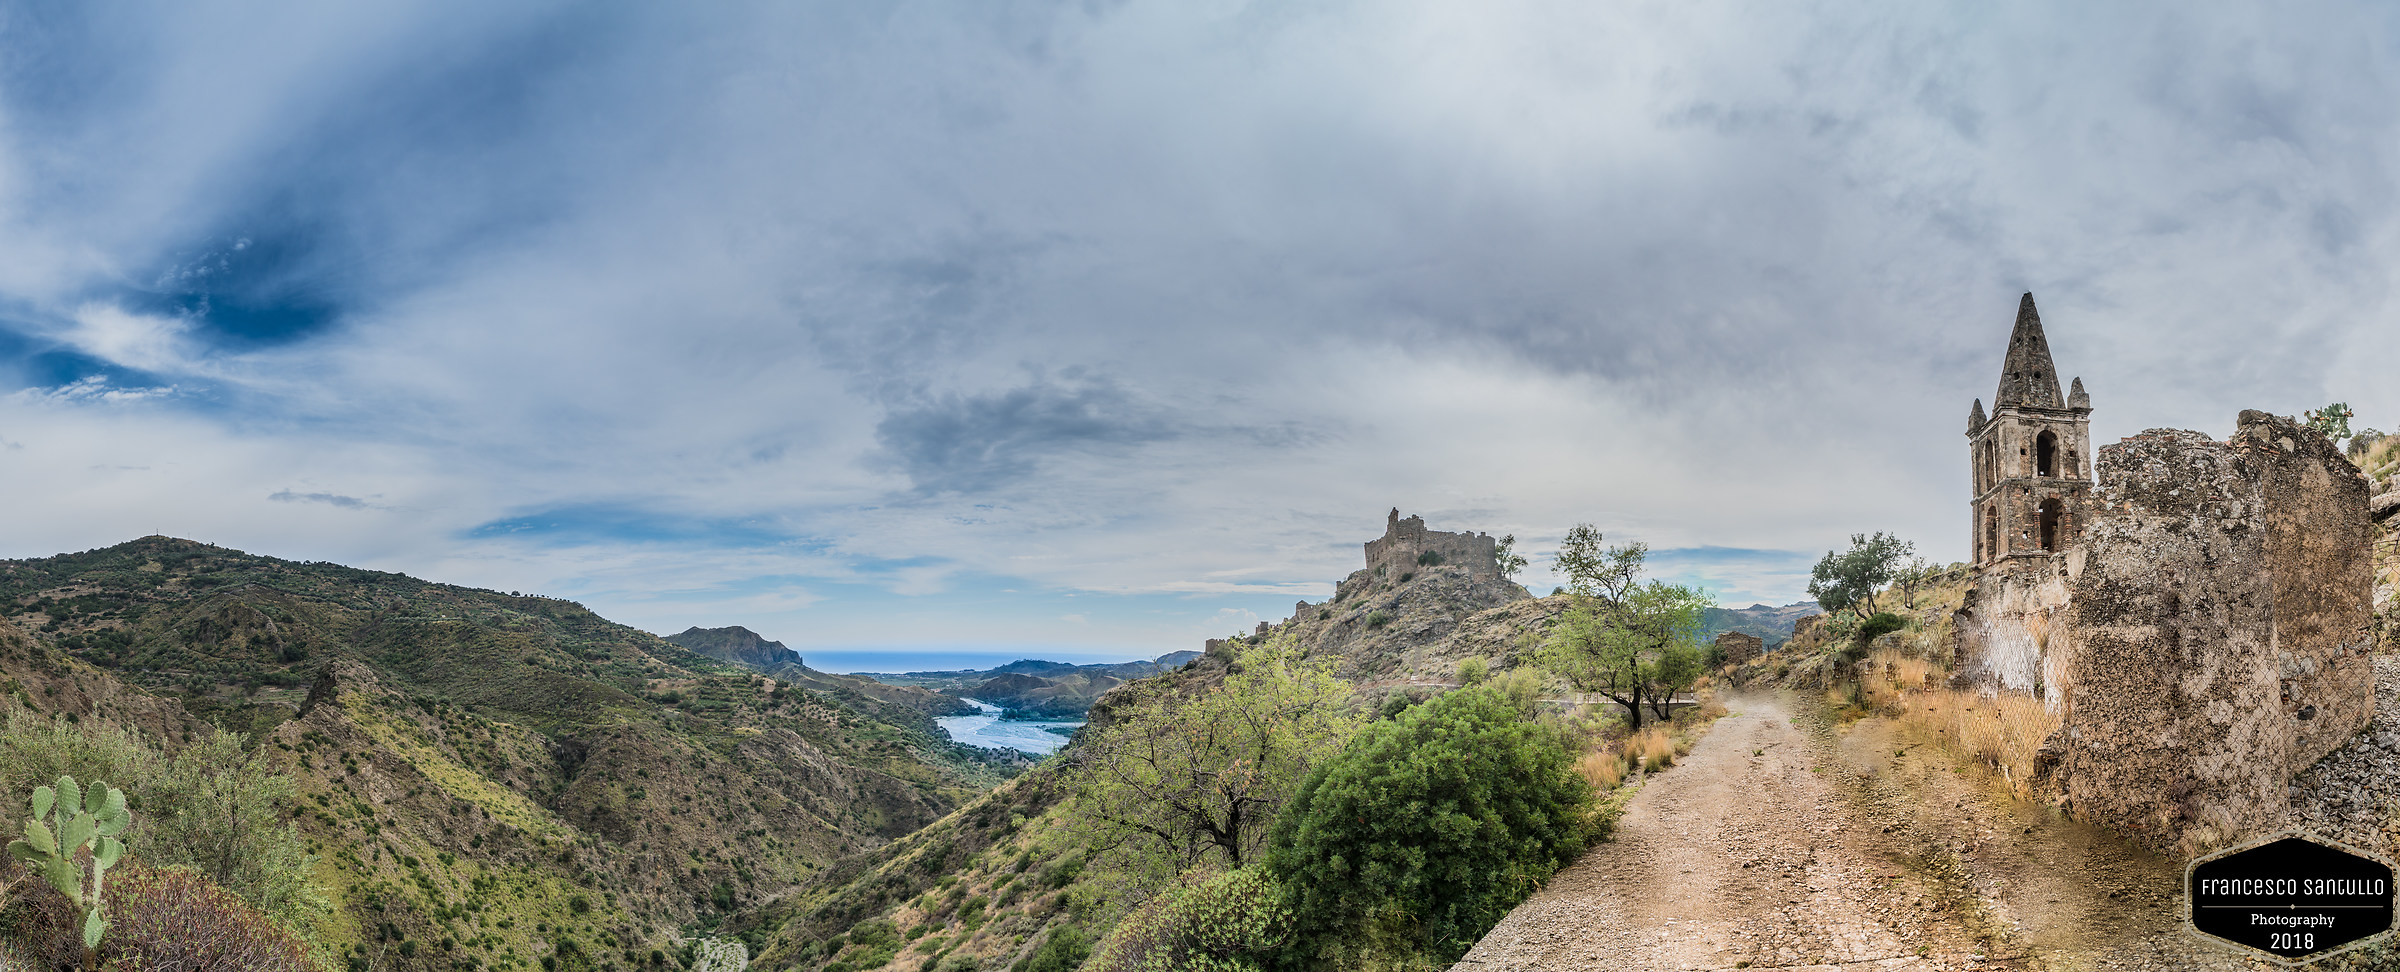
(1256, 562), (1540, 681)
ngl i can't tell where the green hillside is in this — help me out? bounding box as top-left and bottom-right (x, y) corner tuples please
(0, 536), (1020, 971)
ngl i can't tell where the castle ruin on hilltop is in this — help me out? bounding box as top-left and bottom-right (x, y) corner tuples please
(1363, 508), (1501, 581)
(1953, 293), (2375, 851)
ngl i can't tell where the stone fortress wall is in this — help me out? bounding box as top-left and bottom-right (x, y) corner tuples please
(1362, 508), (1500, 581)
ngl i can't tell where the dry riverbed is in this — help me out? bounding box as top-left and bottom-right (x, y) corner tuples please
(1459, 691), (2302, 971)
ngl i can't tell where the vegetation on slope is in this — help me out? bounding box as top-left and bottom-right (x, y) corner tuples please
(0, 536), (1022, 970)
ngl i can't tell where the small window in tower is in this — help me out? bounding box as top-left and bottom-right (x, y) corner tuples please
(2035, 431), (2058, 477)
(2038, 499), (2064, 552)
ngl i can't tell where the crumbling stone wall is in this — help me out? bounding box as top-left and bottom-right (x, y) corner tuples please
(1713, 631), (1763, 666)
(1951, 559), (2074, 697)
(1363, 508), (1500, 580)
(2049, 412), (2373, 851)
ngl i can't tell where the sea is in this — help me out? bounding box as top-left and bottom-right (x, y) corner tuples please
(936, 698), (1084, 755)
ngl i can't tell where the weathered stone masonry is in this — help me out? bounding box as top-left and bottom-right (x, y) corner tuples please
(2050, 414), (2373, 845)
(1362, 508), (1500, 581)
(1951, 294), (2375, 852)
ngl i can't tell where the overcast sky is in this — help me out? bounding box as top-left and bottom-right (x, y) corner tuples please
(2, 2), (2394, 670)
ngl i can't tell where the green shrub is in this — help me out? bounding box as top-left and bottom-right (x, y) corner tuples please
(1085, 869), (1290, 972)
(1267, 685), (1593, 967)
(1454, 658), (1488, 686)
(825, 919), (902, 972)
(1014, 925), (1091, 972)
(1855, 612), (1907, 644)
(1363, 612), (1390, 629)
(0, 718), (325, 936)
(1414, 551), (1444, 566)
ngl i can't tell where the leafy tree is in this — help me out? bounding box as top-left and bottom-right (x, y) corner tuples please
(2305, 402), (2355, 445)
(1266, 685), (1593, 968)
(1551, 524), (1643, 601)
(1067, 643), (1359, 895)
(1807, 532), (1914, 617)
(1888, 556), (1934, 609)
(1492, 535), (1527, 581)
(1545, 580), (1710, 730)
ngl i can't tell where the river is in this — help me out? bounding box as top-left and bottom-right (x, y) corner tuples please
(936, 698), (1083, 755)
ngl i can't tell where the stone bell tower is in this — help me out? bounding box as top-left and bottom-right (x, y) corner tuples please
(1967, 293), (2093, 566)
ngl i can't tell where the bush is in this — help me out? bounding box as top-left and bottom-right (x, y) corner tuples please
(1415, 551), (1444, 566)
(68, 864), (312, 972)
(1085, 869), (1291, 972)
(1855, 612), (1907, 644)
(825, 920), (902, 972)
(1014, 926), (1092, 972)
(0, 717), (325, 935)
(1267, 686), (1594, 967)
(1363, 612), (1390, 629)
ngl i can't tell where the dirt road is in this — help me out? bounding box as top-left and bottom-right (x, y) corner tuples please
(1458, 692), (2256, 972)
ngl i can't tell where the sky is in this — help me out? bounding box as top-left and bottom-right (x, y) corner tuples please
(1, 2), (2395, 671)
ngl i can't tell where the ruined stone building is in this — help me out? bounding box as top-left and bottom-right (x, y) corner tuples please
(1363, 508), (1501, 580)
(1713, 631), (1763, 667)
(1967, 294), (2094, 565)
(1951, 293), (2376, 852)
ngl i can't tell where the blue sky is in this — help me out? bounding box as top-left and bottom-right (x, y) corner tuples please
(2, 2), (2396, 668)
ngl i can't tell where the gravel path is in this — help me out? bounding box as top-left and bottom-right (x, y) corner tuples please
(1459, 692), (2271, 971)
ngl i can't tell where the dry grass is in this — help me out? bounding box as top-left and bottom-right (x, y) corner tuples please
(1891, 655), (1934, 691)
(1635, 726), (1680, 770)
(1899, 688), (2061, 795)
(1576, 750), (1629, 791)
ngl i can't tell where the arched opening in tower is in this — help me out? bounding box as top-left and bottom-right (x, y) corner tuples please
(1984, 505), (1999, 561)
(2035, 430), (2058, 477)
(2038, 498), (2064, 552)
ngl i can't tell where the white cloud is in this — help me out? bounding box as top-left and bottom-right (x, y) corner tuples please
(2, 1), (2397, 659)
(61, 305), (193, 374)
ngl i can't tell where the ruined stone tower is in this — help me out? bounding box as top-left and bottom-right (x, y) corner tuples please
(1966, 293), (2094, 566)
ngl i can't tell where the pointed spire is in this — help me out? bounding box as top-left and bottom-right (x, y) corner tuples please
(1994, 292), (2066, 409)
(1968, 398), (1987, 432)
(2067, 377), (2090, 411)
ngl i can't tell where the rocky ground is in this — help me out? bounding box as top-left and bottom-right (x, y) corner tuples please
(1455, 684), (2400, 971)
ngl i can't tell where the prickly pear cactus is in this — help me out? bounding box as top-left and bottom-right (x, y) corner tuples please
(6, 775), (132, 952)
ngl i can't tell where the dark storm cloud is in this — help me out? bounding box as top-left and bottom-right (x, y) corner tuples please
(875, 375), (1179, 495)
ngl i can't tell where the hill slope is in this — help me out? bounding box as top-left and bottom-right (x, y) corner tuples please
(0, 536), (1017, 970)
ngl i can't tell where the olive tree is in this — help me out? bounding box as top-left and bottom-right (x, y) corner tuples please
(1066, 643), (1359, 896)
(1807, 532), (1914, 617)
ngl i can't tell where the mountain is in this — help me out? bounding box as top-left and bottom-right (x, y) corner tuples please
(0, 536), (1021, 970)
(854, 653), (1202, 719)
(1701, 601), (1822, 648)
(1245, 561), (1552, 682)
(748, 535), (1561, 970)
(663, 624), (801, 671)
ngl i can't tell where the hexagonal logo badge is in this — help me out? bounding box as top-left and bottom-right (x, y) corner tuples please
(2187, 832), (2395, 963)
